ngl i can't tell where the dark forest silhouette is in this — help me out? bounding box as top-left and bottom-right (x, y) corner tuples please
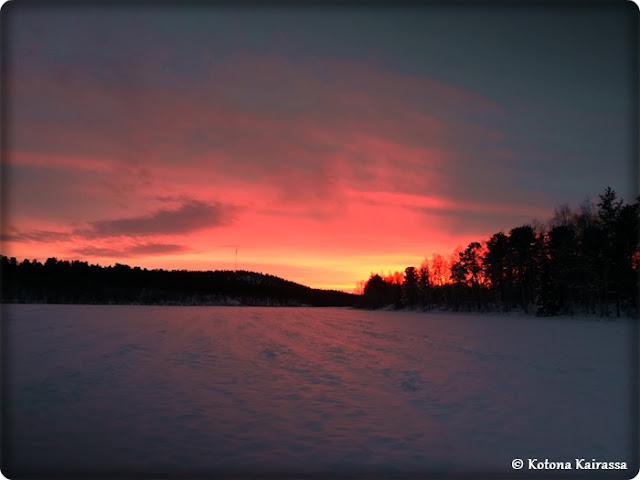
(1, 187), (638, 316)
(361, 187), (639, 317)
(0, 262), (356, 307)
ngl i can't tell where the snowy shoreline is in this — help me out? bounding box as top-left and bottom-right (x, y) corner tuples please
(3, 301), (637, 324)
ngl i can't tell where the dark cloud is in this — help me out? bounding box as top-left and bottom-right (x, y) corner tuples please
(73, 243), (190, 258)
(79, 201), (236, 238)
(1, 230), (71, 243)
(3, 201), (237, 250)
(128, 243), (191, 255)
(423, 207), (544, 239)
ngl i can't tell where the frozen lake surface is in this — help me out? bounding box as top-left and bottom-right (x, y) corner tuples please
(3, 304), (637, 477)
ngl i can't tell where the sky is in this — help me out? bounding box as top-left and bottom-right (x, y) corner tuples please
(2, 3), (637, 292)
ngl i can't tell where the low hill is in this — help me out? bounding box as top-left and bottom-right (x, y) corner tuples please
(0, 256), (357, 307)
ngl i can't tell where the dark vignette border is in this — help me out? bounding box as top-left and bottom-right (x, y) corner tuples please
(0, 0), (638, 479)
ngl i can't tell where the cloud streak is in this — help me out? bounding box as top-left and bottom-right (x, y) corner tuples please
(1, 230), (71, 243)
(72, 243), (191, 258)
(79, 201), (237, 238)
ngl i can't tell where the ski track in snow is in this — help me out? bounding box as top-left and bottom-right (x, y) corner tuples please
(4, 304), (636, 476)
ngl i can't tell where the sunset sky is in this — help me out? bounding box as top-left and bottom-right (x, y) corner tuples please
(2, 3), (636, 292)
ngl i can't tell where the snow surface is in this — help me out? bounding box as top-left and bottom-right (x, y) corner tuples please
(3, 304), (637, 477)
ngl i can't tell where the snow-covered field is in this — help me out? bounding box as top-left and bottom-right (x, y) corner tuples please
(3, 305), (637, 477)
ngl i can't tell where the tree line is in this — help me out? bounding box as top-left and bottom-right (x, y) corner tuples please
(2, 187), (637, 316)
(360, 187), (639, 317)
(0, 260), (356, 307)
